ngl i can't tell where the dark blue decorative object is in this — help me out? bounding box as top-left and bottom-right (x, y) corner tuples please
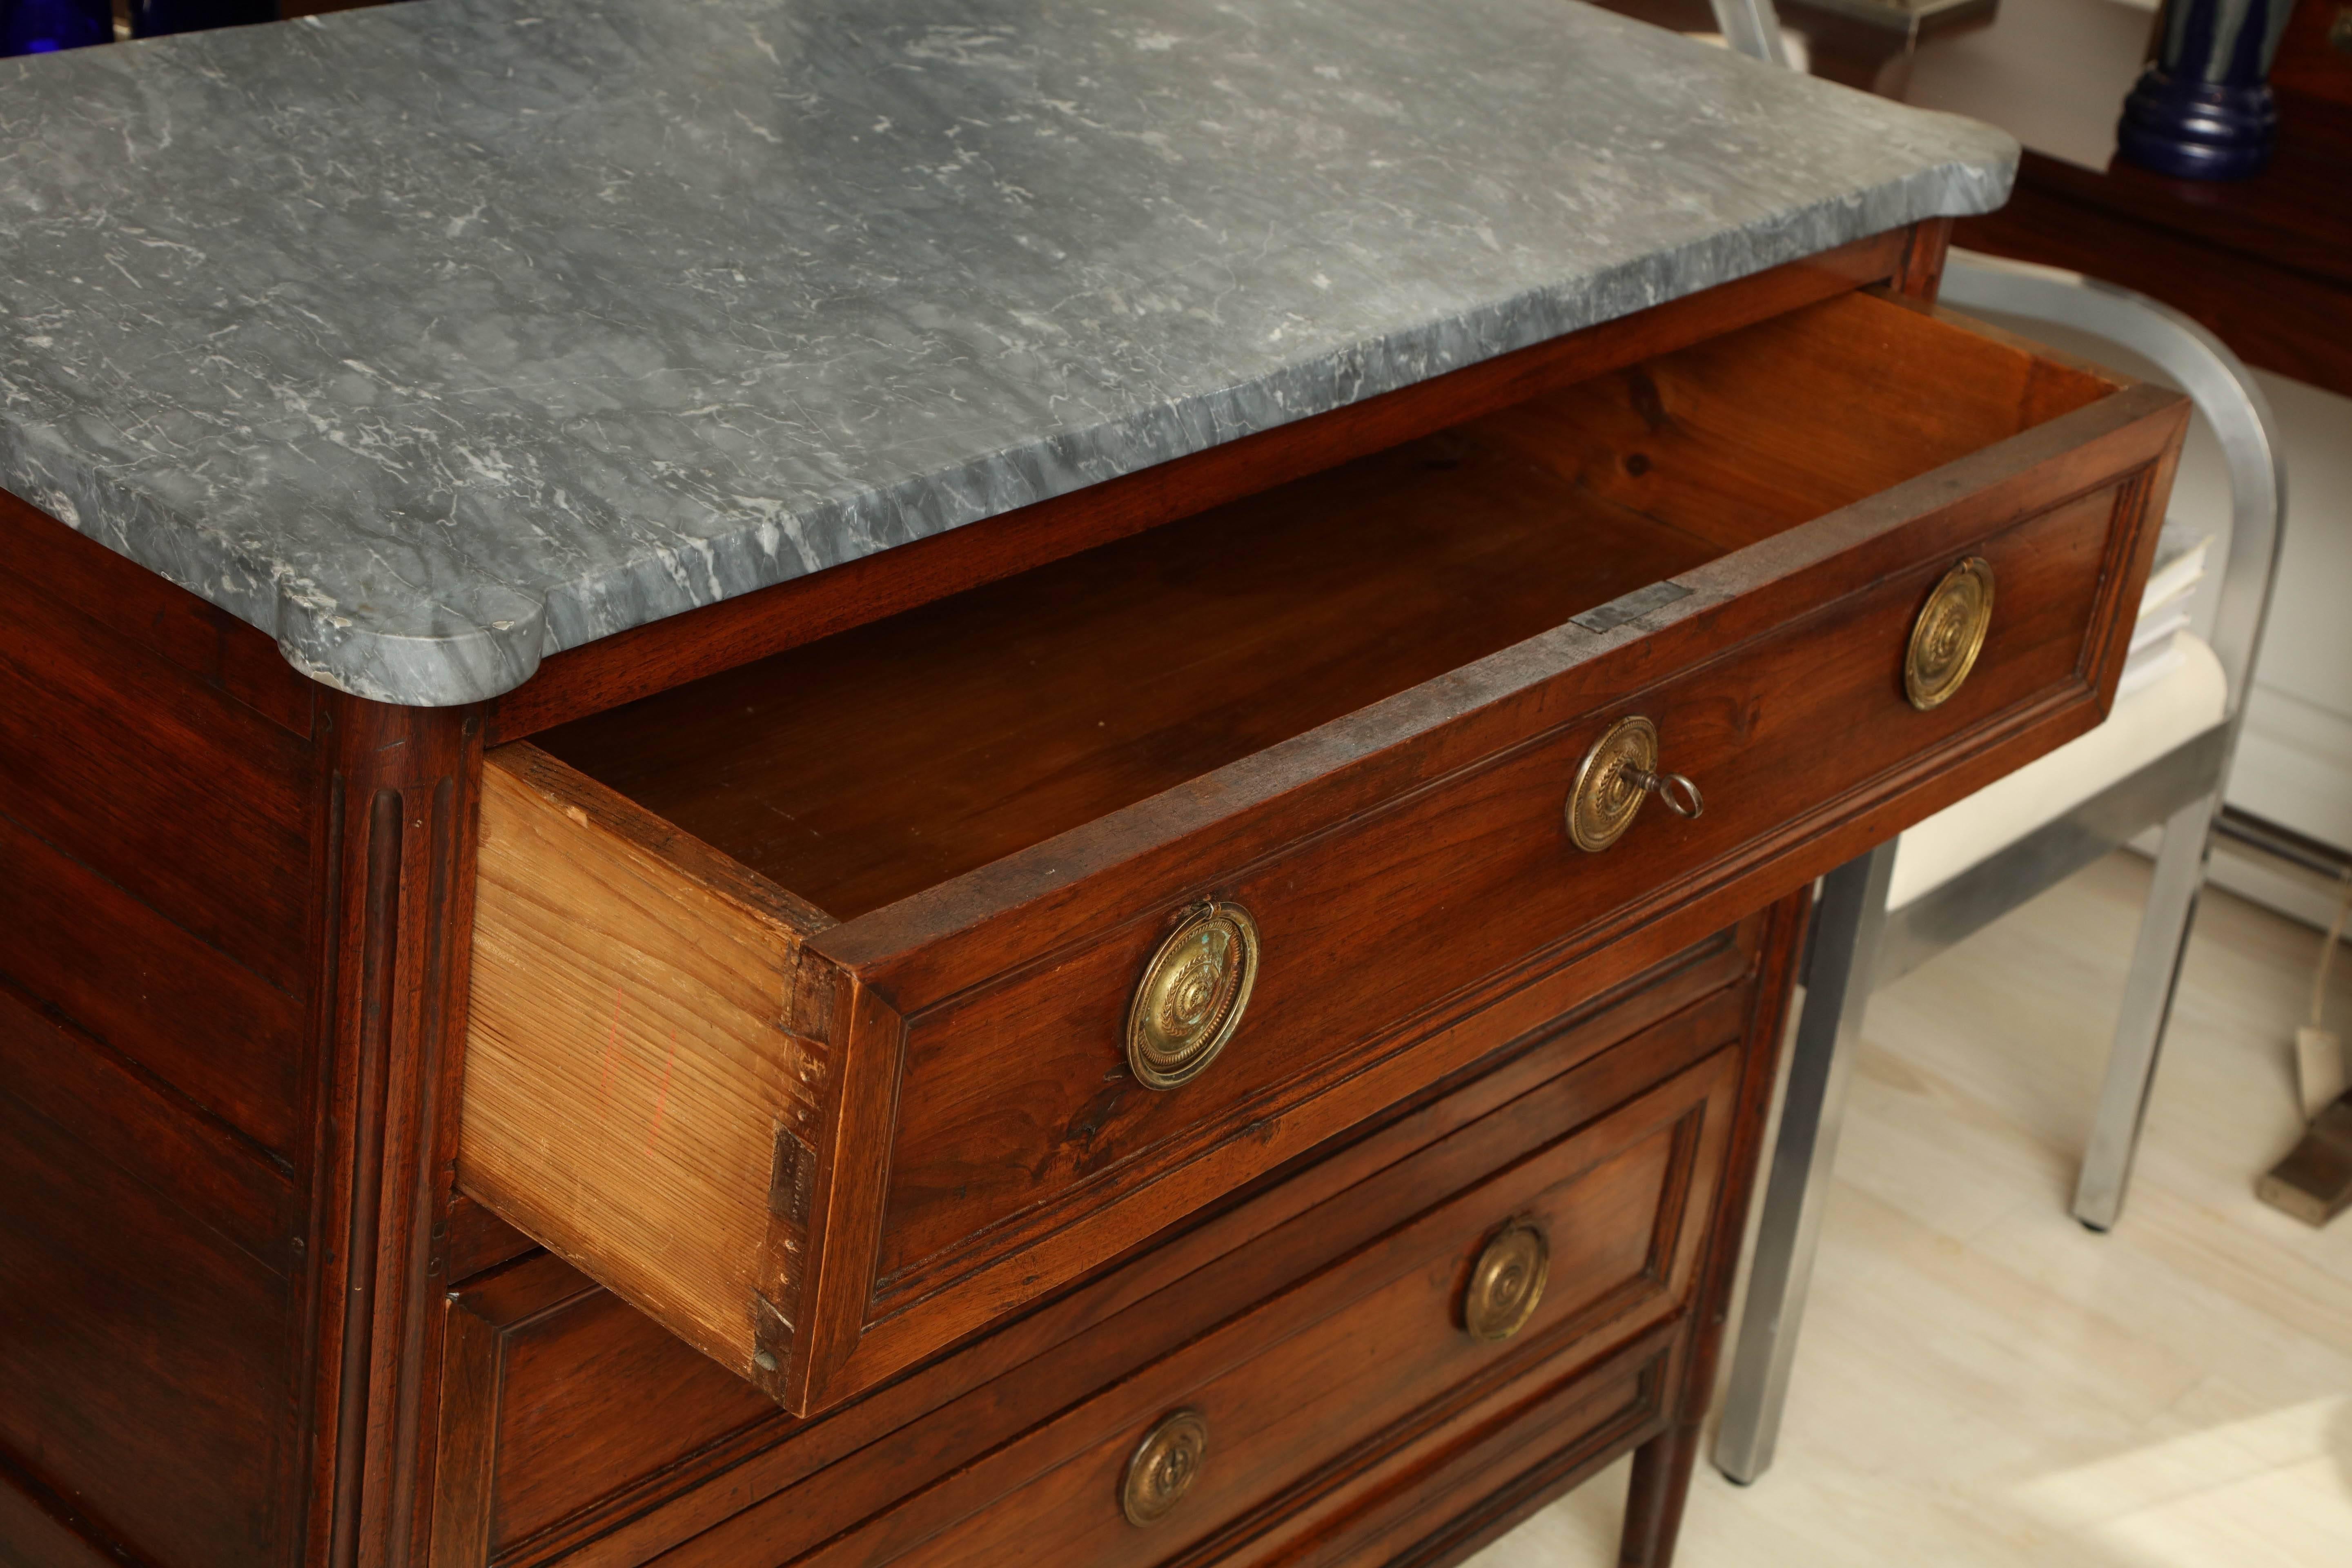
(2117, 0), (2296, 180)
(129, 0), (276, 38)
(2, 0), (111, 55)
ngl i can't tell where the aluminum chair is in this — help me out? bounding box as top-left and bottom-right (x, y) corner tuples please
(1710, 254), (2287, 1484)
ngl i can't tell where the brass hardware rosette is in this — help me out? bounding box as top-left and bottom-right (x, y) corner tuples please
(1463, 1219), (1550, 1342)
(1125, 901), (1260, 1091)
(1121, 1407), (1209, 1526)
(1567, 715), (1704, 853)
(1905, 556), (1995, 710)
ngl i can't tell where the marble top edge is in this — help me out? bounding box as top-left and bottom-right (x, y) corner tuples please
(0, 0), (2018, 705)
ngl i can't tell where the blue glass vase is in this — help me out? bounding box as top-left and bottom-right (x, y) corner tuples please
(129, 0), (276, 38)
(1, 0), (112, 55)
(2116, 0), (2296, 180)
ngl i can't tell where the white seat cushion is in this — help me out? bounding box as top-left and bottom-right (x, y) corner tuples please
(1888, 632), (2227, 910)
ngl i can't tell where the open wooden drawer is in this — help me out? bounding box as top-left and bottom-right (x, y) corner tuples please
(460, 289), (2185, 1415)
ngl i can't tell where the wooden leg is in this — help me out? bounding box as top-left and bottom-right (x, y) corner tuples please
(1624, 886), (1819, 1566)
(1619, 1421), (1703, 1566)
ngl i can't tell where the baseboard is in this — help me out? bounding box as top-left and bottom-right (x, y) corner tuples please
(2228, 685), (2352, 858)
(2126, 817), (2351, 935)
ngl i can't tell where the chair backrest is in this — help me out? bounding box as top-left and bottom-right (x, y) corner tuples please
(1671, 8), (2281, 739)
(1706, 0), (1792, 66)
(1938, 254), (2286, 736)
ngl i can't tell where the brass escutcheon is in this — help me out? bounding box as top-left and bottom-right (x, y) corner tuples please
(1121, 1408), (1209, 1527)
(1906, 556), (1996, 710)
(1463, 1220), (1550, 1342)
(1125, 901), (1260, 1091)
(1567, 715), (1704, 853)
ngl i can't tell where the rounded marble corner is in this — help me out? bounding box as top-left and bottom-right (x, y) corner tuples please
(1921, 123), (2025, 216)
(270, 582), (550, 708)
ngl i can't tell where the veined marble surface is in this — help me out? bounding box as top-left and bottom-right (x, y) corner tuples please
(0, 0), (2017, 705)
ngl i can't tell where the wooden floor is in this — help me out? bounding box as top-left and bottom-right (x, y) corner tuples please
(1470, 851), (2352, 1567)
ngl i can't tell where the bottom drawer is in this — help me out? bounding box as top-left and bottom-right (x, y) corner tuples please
(815, 1046), (1743, 1568)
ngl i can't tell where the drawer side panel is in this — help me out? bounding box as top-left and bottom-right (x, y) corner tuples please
(461, 746), (837, 1394)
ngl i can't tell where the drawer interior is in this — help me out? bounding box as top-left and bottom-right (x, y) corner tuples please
(536, 291), (2118, 921)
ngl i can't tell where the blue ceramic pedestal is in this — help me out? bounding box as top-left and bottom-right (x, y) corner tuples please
(2116, 0), (2294, 181)
(1, 0), (111, 55)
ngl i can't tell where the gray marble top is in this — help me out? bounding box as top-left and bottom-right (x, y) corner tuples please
(0, 0), (2016, 705)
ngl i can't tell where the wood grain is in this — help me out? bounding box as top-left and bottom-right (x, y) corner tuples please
(539, 425), (1715, 920)
(0, 557), (317, 998)
(0, 991), (297, 1568)
(0, 809), (307, 1159)
(461, 745), (837, 1402)
(0, 1450), (136, 1568)
(1479, 290), (2114, 557)
(0, 487), (315, 739)
(0, 510), (328, 1568)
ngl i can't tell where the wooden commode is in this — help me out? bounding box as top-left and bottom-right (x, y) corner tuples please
(0, 7), (2182, 1566)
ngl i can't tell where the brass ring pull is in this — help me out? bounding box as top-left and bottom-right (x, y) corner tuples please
(1906, 556), (1995, 710)
(1567, 715), (1702, 853)
(1463, 1220), (1550, 1342)
(1121, 1408), (1209, 1527)
(1126, 901), (1259, 1091)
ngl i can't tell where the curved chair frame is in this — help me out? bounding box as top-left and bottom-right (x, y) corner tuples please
(1710, 254), (2287, 1485)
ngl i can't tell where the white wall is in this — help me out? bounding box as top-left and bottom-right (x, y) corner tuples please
(1903, 0), (2154, 170)
(2226, 369), (2352, 855)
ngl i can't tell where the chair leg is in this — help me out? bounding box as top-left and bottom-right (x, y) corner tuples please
(1710, 843), (1897, 1486)
(2073, 793), (2217, 1232)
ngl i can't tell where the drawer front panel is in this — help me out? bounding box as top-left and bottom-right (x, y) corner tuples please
(862, 473), (2142, 1316)
(815, 1048), (1740, 1568)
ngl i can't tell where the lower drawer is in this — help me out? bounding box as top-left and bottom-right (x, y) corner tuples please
(431, 911), (1791, 1568)
(813, 1045), (1743, 1568)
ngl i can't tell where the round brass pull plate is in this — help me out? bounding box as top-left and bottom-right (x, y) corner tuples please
(1906, 556), (1996, 711)
(1464, 1220), (1550, 1342)
(1126, 901), (1259, 1091)
(1567, 715), (1702, 853)
(1121, 1407), (1209, 1527)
